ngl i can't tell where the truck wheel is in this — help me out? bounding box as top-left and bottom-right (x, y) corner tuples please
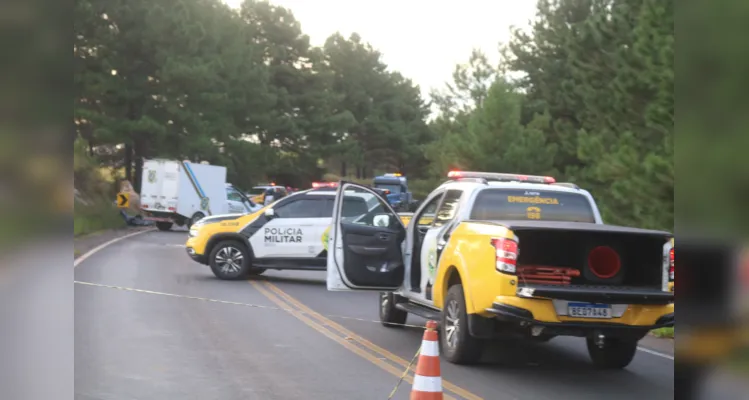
(187, 212), (205, 229)
(156, 222), (173, 231)
(379, 292), (407, 327)
(586, 336), (638, 369)
(441, 284), (483, 364)
(209, 241), (251, 280)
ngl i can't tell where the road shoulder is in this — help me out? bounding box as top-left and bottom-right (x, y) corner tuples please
(639, 334), (674, 356)
(74, 226), (153, 259)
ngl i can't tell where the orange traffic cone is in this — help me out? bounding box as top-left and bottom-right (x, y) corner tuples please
(411, 320), (443, 400)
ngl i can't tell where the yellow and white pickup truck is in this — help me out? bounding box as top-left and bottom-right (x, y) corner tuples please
(326, 171), (674, 368)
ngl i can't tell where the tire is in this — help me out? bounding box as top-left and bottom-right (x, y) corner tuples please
(379, 292), (407, 327)
(156, 222), (173, 231)
(187, 212), (205, 230)
(209, 241), (251, 280)
(586, 336), (638, 369)
(441, 284), (483, 364)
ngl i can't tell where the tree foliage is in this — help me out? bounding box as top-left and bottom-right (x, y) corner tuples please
(75, 0), (673, 230)
(75, 0), (428, 191)
(427, 0), (672, 230)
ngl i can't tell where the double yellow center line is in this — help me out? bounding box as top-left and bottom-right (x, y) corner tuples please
(250, 279), (484, 400)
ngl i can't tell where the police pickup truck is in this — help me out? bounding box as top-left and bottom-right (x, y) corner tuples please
(326, 171), (674, 368)
(185, 183), (383, 279)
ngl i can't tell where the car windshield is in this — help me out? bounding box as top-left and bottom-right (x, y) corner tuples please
(470, 188), (596, 223)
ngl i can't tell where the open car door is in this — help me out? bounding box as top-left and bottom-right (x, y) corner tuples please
(327, 182), (406, 291)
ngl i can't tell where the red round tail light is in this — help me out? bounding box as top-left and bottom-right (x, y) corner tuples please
(587, 246), (621, 279)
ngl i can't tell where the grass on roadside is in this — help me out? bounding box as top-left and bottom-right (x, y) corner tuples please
(651, 327), (674, 338)
(74, 201), (125, 237)
(74, 138), (127, 237)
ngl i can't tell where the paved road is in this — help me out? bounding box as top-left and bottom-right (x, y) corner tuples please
(75, 230), (678, 400)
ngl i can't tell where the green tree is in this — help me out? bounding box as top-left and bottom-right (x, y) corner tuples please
(322, 33), (431, 178)
(505, 0), (673, 229)
(239, 1), (354, 185)
(426, 49), (498, 176)
(429, 77), (556, 177)
(75, 0), (274, 190)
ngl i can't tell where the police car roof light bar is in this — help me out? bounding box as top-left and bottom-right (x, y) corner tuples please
(551, 182), (580, 189)
(447, 170), (556, 184)
(311, 182), (338, 188)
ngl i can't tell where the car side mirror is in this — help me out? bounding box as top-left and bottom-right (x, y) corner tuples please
(265, 208), (275, 219)
(373, 214), (391, 227)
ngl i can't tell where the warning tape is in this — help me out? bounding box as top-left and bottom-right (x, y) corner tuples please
(387, 346), (421, 399)
(74, 280), (429, 329)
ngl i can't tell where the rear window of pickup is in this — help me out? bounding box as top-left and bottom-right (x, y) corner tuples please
(470, 188), (596, 223)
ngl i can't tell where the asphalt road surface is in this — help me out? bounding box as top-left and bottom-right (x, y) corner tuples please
(74, 229), (681, 400)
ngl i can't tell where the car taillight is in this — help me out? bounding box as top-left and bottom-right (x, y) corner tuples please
(669, 248), (674, 282)
(491, 237), (518, 274)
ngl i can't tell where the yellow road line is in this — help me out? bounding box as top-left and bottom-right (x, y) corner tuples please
(249, 281), (457, 400)
(259, 280), (484, 400)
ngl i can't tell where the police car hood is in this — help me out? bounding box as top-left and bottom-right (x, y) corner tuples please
(474, 220), (672, 238)
(196, 213), (246, 225)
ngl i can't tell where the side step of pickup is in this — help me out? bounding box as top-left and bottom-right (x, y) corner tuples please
(395, 301), (442, 321)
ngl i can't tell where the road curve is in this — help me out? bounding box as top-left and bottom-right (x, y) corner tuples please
(75, 230), (675, 400)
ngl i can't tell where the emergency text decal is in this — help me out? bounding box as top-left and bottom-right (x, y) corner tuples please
(507, 196), (559, 205)
(265, 227), (303, 243)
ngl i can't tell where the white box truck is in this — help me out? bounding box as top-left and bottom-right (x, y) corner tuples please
(139, 159), (261, 231)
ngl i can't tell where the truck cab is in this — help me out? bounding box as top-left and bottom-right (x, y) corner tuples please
(373, 173), (412, 211)
(326, 171), (674, 368)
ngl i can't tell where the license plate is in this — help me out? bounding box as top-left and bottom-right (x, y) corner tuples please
(567, 302), (612, 319)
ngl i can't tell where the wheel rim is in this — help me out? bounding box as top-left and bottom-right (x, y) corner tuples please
(215, 246), (244, 275)
(445, 299), (460, 349)
(380, 293), (389, 314)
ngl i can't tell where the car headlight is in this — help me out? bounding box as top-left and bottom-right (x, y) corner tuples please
(188, 227), (199, 237)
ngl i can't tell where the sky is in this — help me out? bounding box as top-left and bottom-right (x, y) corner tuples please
(222, 0), (538, 99)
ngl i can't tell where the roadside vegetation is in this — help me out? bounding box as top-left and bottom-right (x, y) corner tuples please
(651, 327), (674, 339)
(74, 140), (125, 237)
